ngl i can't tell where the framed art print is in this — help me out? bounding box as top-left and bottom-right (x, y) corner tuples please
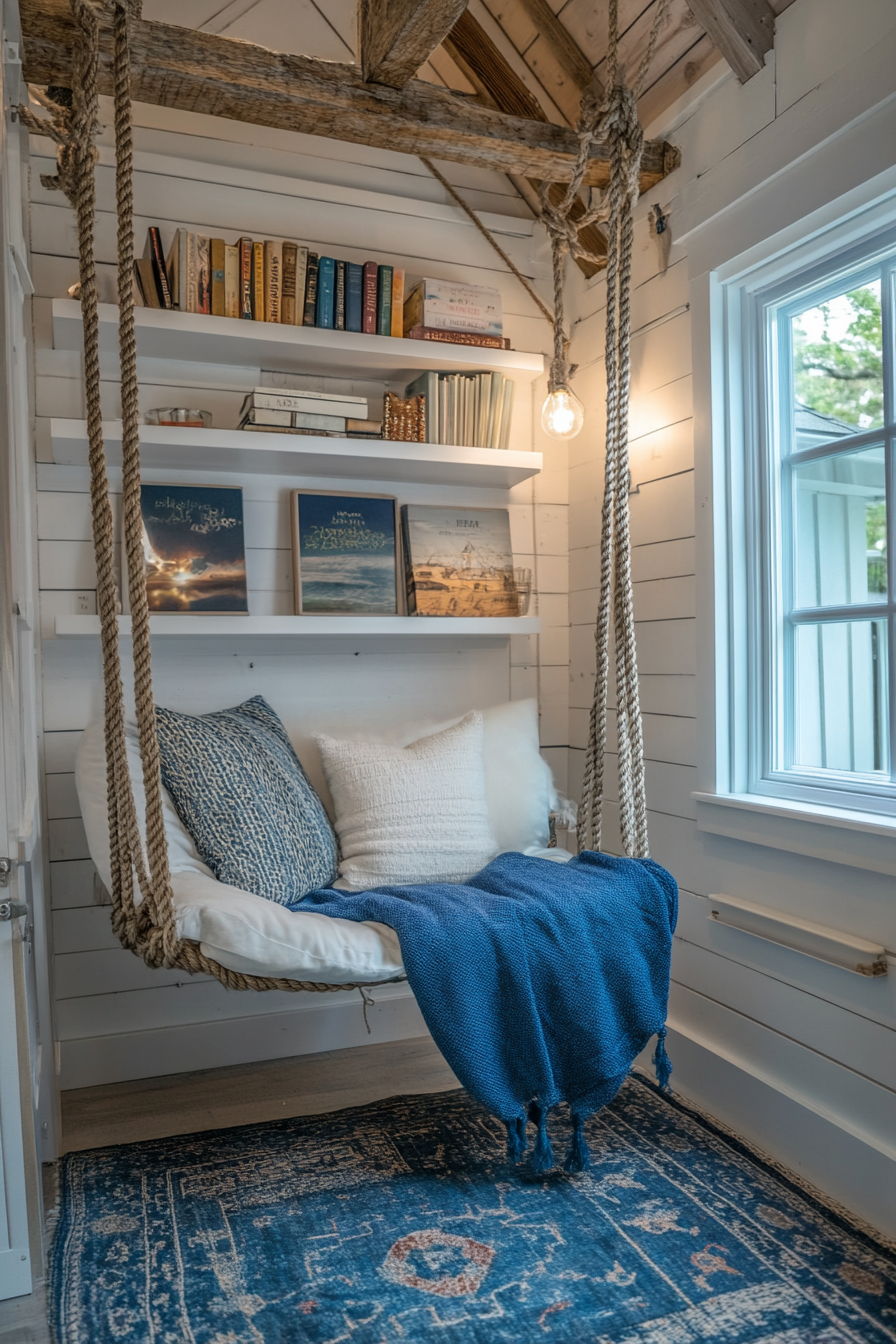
(291, 490), (399, 614)
(135, 483), (249, 613)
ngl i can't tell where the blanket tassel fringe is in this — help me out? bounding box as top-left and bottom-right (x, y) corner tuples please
(653, 1026), (673, 1092)
(529, 1101), (556, 1175)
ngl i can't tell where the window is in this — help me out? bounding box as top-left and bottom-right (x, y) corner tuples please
(750, 233), (896, 816)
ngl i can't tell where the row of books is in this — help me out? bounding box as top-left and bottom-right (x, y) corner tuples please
(239, 388), (381, 439)
(405, 371), (515, 450)
(132, 228), (512, 350)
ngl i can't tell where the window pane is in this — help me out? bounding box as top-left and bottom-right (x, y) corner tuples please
(793, 445), (886, 606)
(793, 619), (889, 773)
(792, 279), (883, 435)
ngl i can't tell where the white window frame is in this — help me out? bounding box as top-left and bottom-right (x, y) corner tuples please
(691, 171), (896, 875)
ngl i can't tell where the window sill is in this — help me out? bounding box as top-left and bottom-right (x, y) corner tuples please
(693, 791), (896, 877)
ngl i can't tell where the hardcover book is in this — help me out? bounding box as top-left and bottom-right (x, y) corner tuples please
(224, 244), (239, 319)
(134, 259), (161, 309)
(361, 261), (378, 333)
(139, 483), (248, 613)
(406, 325), (510, 350)
(376, 265), (393, 337)
(186, 233), (201, 313)
(165, 228), (187, 310)
(400, 504), (517, 617)
(210, 238), (226, 318)
(294, 247), (309, 325)
(281, 242), (298, 325)
(196, 235), (211, 314)
(334, 260), (346, 330)
(404, 278), (503, 335)
(291, 490), (399, 614)
(303, 253), (319, 326)
(316, 257), (336, 328)
(243, 388), (367, 417)
(251, 241), (265, 320)
(345, 262), (363, 332)
(390, 268), (405, 338)
(264, 240), (282, 323)
(144, 227), (173, 309)
(237, 237), (253, 319)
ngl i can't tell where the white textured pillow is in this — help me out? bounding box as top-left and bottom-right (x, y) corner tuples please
(316, 711), (498, 890)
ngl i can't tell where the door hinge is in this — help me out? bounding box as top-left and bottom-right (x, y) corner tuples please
(0, 898), (28, 921)
(0, 857), (13, 886)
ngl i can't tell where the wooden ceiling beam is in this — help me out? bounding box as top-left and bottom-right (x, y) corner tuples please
(444, 9), (607, 277)
(359, 0), (470, 89)
(685, 0), (774, 82)
(20, 0), (677, 189)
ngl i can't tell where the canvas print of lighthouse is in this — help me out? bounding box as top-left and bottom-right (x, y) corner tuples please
(400, 504), (518, 616)
(138, 483), (248, 613)
(291, 490), (399, 614)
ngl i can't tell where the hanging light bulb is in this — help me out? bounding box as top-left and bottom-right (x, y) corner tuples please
(541, 385), (585, 440)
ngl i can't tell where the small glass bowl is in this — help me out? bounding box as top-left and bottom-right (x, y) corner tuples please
(145, 408), (212, 428)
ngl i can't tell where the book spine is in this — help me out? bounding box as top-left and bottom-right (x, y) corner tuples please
(292, 412), (346, 431)
(362, 261), (378, 334)
(177, 229), (189, 311)
(345, 263), (363, 332)
(210, 238), (226, 317)
(406, 326), (510, 349)
(164, 229), (183, 309)
(399, 506), (417, 615)
(185, 233), (198, 313)
(249, 392), (367, 416)
(252, 241), (265, 320)
(303, 253), (319, 326)
(390, 268), (405, 338)
(376, 265), (393, 337)
(238, 238), (253, 319)
(224, 244), (239, 320)
(243, 408), (292, 426)
(146, 227), (173, 309)
(334, 260), (346, 331)
(294, 248), (308, 326)
(315, 257), (336, 328)
(264, 240), (282, 323)
(196, 235), (211, 314)
(417, 310), (503, 334)
(281, 242), (297, 325)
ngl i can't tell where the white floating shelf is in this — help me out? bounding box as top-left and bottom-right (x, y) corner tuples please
(52, 300), (546, 382)
(49, 420), (542, 489)
(54, 615), (540, 640)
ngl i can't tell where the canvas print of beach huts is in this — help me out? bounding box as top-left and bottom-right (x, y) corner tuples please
(291, 491), (399, 614)
(400, 504), (518, 616)
(139, 484), (248, 612)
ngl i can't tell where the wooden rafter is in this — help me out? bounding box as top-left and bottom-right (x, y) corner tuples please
(359, 0), (470, 88)
(685, 0), (774, 82)
(20, 0), (678, 189)
(444, 9), (607, 277)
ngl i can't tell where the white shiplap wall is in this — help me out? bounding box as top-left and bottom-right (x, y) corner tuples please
(30, 108), (571, 1093)
(567, 0), (896, 1238)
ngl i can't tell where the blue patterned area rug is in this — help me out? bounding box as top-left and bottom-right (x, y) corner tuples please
(51, 1075), (895, 1343)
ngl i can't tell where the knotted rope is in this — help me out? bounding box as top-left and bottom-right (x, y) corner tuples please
(553, 0), (669, 858)
(22, 0), (384, 992)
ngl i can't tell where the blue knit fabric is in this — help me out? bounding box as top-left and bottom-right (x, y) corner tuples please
(296, 849), (677, 1170)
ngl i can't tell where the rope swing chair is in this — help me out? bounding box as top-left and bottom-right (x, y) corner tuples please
(23, 0), (664, 991)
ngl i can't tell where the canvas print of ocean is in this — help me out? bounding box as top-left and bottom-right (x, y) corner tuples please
(401, 504), (517, 617)
(293, 492), (398, 614)
(140, 484), (248, 613)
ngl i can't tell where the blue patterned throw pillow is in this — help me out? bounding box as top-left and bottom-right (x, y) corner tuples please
(155, 696), (337, 904)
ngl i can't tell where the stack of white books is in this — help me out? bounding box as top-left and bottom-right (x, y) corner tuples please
(404, 370), (514, 448)
(239, 387), (381, 438)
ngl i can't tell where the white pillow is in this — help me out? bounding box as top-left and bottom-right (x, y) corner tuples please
(316, 711), (498, 890)
(76, 716), (213, 899)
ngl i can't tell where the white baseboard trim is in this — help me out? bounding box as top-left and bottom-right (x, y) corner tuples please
(637, 1024), (896, 1242)
(59, 984), (427, 1090)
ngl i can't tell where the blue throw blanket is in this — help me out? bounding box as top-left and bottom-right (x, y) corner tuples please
(296, 850), (677, 1173)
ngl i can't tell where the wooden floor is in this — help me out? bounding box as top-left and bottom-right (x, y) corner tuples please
(0, 1034), (458, 1343)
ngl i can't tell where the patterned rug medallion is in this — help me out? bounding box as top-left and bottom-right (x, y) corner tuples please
(52, 1076), (895, 1343)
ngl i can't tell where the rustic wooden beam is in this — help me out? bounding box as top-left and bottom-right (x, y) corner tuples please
(508, 0), (594, 94)
(685, 0), (774, 82)
(444, 10), (607, 277)
(20, 0), (676, 189)
(359, 0), (470, 88)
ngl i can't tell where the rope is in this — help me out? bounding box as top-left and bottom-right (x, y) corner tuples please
(572, 0), (670, 858)
(420, 157), (553, 326)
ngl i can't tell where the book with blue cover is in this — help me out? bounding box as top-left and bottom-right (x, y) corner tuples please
(346, 262), (363, 332)
(315, 256), (336, 328)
